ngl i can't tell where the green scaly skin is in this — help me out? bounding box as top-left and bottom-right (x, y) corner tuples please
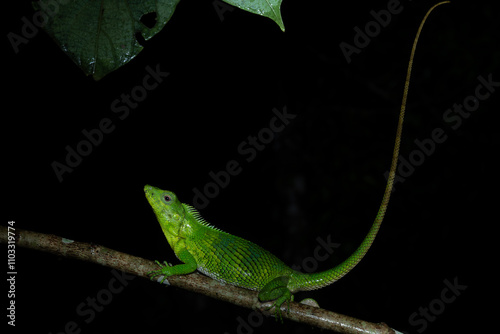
(144, 2), (449, 321)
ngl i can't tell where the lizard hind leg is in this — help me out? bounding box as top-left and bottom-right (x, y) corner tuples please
(258, 276), (293, 322)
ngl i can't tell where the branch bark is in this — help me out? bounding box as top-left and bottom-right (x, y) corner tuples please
(0, 225), (399, 333)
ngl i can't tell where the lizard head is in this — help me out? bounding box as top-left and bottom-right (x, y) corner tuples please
(144, 185), (186, 240)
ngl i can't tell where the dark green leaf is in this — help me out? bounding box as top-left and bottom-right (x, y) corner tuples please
(33, 0), (181, 80)
(223, 0), (285, 31)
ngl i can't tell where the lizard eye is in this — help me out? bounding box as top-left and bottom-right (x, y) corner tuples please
(163, 195), (172, 202)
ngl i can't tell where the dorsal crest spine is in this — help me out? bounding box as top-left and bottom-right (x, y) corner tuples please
(184, 204), (222, 232)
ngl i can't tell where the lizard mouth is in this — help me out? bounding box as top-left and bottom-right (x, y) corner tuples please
(144, 185), (155, 205)
(144, 185), (164, 215)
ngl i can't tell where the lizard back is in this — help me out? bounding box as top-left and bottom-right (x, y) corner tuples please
(182, 206), (294, 290)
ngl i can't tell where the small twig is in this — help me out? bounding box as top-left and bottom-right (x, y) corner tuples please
(0, 226), (397, 333)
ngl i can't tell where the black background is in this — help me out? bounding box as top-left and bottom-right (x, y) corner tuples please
(4, 0), (498, 333)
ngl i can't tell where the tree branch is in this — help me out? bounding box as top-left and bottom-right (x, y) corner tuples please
(0, 225), (399, 333)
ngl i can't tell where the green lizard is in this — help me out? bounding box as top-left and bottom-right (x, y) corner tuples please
(144, 1), (449, 321)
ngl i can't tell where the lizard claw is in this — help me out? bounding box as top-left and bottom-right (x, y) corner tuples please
(148, 260), (171, 284)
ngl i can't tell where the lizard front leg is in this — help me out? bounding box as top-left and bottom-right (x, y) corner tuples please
(148, 248), (197, 284)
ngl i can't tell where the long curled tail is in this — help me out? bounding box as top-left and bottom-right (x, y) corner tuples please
(294, 1), (450, 291)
